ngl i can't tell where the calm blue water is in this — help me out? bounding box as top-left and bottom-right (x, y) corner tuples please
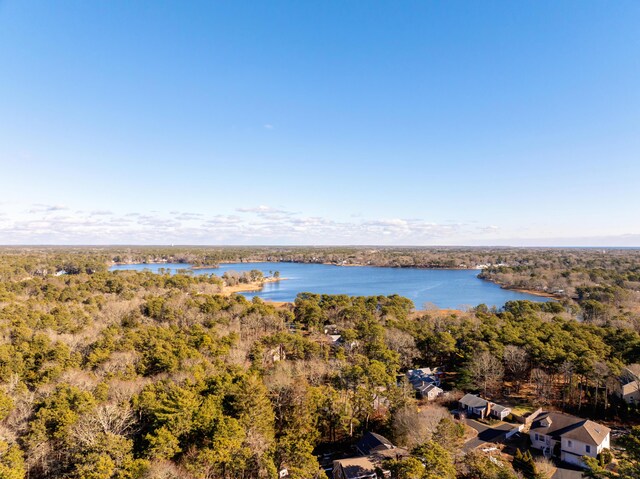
(110, 262), (549, 309)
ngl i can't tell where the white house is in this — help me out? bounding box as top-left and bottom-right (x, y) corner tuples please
(529, 412), (611, 468)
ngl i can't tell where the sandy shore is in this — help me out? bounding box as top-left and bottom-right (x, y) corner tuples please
(481, 279), (562, 299)
(501, 286), (561, 299)
(222, 277), (286, 295)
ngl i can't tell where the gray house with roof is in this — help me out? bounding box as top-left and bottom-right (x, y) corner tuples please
(459, 393), (511, 420)
(406, 368), (443, 400)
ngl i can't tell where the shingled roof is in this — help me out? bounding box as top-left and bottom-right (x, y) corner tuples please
(334, 457), (376, 479)
(491, 404), (510, 414)
(355, 431), (395, 455)
(530, 412), (610, 446)
(459, 393), (489, 409)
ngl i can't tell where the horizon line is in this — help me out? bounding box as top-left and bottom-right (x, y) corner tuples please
(0, 244), (639, 249)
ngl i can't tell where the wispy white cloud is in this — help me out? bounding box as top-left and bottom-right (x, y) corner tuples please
(4, 202), (632, 246)
(172, 211), (204, 221)
(236, 205), (296, 221)
(0, 203), (480, 244)
(27, 203), (69, 214)
(236, 205), (284, 214)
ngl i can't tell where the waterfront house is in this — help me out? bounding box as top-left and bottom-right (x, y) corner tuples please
(529, 412), (611, 467)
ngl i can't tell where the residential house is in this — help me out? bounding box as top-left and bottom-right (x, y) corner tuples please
(529, 412), (611, 468)
(458, 394), (511, 420)
(616, 364), (640, 404)
(406, 368), (443, 400)
(333, 457), (378, 479)
(355, 432), (397, 456)
(407, 368), (441, 386)
(491, 404), (511, 421)
(333, 432), (408, 479)
(416, 382), (444, 401)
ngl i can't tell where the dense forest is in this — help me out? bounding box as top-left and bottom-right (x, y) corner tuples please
(0, 248), (639, 478)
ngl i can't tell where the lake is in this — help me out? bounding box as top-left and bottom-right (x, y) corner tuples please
(110, 262), (550, 309)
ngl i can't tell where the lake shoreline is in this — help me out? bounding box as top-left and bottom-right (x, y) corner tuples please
(475, 275), (562, 299)
(223, 276), (287, 295)
(110, 261), (550, 307)
(112, 258), (482, 273)
(493, 284), (561, 299)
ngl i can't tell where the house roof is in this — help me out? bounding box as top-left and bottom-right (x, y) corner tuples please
(460, 393), (488, 409)
(412, 377), (434, 388)
(369, 446), (409, 462)
(491, 404), (510, 414)
(333, 457), (376, 479)
(530, 412), (610, 446)
(562, 420), (611, 446)
(419, 383), (442, 394)
(356, 432), (395, 455)
(625, 364), (640, 379)
(621, 382), (640, 395)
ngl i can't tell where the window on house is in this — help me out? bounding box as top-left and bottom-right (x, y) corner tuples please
(568, 440), (572, 447)
(534, 433), (539, 441)
(586, 445), (591, 453)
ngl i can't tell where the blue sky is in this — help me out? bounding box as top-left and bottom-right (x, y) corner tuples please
(0, 1), (638, 245)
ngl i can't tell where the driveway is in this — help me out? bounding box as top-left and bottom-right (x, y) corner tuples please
(551, 468), (584, 479)
(463, 419), (515, 451)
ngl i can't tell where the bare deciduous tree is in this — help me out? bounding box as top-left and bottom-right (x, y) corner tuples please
(391, 404), (449, 449)
(72, 403), (135, 447)
(468, 351), (504, 397)
(530, 368), (553, 403)
(503, 345), (529, 391)
(384, 328), (419, 369)
(591, 361), (610, 410)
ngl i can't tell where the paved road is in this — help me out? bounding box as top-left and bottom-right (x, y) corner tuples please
(463, 419), (515, 451)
